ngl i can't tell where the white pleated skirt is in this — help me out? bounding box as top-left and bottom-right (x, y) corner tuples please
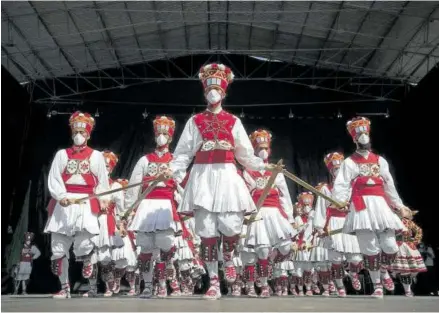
(128, 199), (178, 232)
(44, 195), (100, 236)
(111, 235), (138, 267)
(309, 246), (329, 262)
(294, 250), (311, 262)
(343, 196), (405, 234)
(174, 235), (194, 261)
(178, 163), (256, 214)
(245, 207), (294, 248)
(274, 260), (295, 271)
(97, 214), (124, 248)
(390, 242), (427, 274)
(320, 216), (361, 254)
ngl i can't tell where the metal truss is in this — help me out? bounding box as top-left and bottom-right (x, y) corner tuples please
(31, 53), (404, 104)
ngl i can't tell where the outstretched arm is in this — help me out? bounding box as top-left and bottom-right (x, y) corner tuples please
(332, 158), (357, 204)
(379, 157), (404, 209)
(277, 174), (295, 223)
(242, 170), (256, 192)
(170, 117), (202, 183)
(313, 184), (331, 230)
(91, 151), (111, 200)
(124, 157), (148, 212)
(48, 151), (68, 201)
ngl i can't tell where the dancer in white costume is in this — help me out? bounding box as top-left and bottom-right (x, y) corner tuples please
(45, 111), (110, 299)
(168, 63), (278, 300)
(13, 232), (41, 295)
(105, 173), (138, 297)
(389, 214), (426, 297)
(116, 186), (141, 297)
(82, 150), (124, 297)
(313, 152), (363, 297)
(125, 116), (182, 298)
(331, 116), (412, 298)
(241, 129), (295, 298)
(308, 223), (329, 296)
(291, 193), (314, 296)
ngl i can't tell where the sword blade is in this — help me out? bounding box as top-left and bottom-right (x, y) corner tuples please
(74, 181), (144, 203)
(282, 169), (345, 208)
(121, 175), (165, 220)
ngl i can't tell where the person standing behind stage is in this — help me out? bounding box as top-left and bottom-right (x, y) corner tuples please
(418, 242), (438, 296)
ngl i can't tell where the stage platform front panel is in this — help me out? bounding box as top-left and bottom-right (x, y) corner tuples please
(2, 294), (439, 312)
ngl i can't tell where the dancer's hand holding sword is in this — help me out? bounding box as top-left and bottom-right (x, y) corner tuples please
(121, 173), (170, 221)
(61, 180), (146, 206)
(243, 159), (285, 225)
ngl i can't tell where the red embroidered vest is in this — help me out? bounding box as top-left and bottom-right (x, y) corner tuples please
(61, 147), (98, 194)
(142, 152), (179, 221)
(350, 152), (389, 211)
(193, 110), (237, 164)
(48, 146), (101, 215)
(246, 170), (288, 219)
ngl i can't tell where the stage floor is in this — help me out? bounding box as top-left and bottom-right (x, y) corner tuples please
(2, 294), (439, 312)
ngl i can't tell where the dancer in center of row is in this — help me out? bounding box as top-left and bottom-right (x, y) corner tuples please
(168, 63), (280, 300)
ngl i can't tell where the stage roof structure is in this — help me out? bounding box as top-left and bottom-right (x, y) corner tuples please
(2, 1), (439, 103)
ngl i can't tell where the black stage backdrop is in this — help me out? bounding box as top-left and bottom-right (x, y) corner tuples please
(2, 63), (438, 294)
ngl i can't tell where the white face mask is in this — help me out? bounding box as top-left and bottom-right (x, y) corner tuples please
(357, 133), (370, 145)
(73, 133), (86, 146)
(156, 134), (168, 147)
(258, 149), (269, 160)
(206, 89), (222, 105)
(304, 205), (312, 213)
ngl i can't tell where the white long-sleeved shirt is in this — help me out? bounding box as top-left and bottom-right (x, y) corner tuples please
(332, 151), (404, 209)
(170, 110), (265, 183)
(48, 148), (110, 201)
(124, 152), (181, 213)
(313, 183), (352, 229)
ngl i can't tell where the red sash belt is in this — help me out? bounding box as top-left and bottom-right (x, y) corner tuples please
(104, 204), (116, 236)
(128, 231), (136, 251)
(326, 207), (348, 218)
(351, 177), (390, 211)
(252, 190), (288, 220)
(324, 207), (348, 231)
(48, 185), (100, 216)
(144, 187), (180, 222)
(65, 185), (94, 194)
(194, 150), (235, 164)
